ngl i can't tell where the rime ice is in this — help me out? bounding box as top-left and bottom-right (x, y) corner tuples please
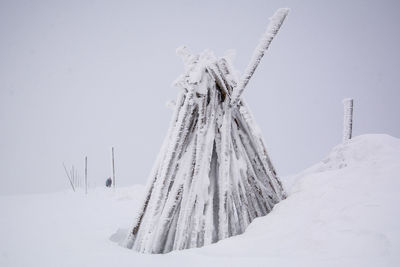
(123, 8), (290, 254)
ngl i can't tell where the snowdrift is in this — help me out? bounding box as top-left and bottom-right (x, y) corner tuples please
(1, 134), (399, 266)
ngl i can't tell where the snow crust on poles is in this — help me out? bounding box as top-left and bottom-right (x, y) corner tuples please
(231, 8), (289, 106)
(123, 8), (289, 254)
(343, 98), (354, 143)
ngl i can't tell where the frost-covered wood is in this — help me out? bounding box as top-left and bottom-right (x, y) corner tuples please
(123, 8), (288, 254)
(231, 8), (289, 106)
(343, 98), (354, 142)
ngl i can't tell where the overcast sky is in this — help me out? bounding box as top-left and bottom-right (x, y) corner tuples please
(1, 0), (399, 195)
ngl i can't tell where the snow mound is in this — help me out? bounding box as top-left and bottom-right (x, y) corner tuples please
(307, 133), (400, 174)
(195, 134), (400, 266)
(1, 134), (399, 266)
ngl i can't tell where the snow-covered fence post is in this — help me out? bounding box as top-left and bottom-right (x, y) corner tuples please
(342, 98), (354, 143)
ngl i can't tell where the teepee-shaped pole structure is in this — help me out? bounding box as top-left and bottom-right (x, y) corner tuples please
(124, 8), (289, 254)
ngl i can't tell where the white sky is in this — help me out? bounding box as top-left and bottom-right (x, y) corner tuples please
(1, 0), (399, 195)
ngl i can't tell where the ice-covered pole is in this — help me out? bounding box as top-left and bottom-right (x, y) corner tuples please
(342, 98), (354, 142)
(231, 8), (289, 106)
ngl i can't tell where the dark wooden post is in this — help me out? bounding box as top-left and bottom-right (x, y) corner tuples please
(112, 147), (116, 188)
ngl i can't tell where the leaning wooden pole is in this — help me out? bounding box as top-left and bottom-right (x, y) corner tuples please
(62, 163), (75, 192)
(231, 8), (289, 106)
(342, 98), (354, 143)
(112, 147), (116, 188)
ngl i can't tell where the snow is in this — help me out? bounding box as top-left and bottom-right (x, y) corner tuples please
(1, 134), (400, 266)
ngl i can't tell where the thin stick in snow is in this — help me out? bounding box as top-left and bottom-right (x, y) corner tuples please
(343, 98), (354, 142)
(231, 8), (289, 106)
(85, 156), (88, 195)
(71, 166), (75, 188)
(112, 147), (116, 188)
(62, 162), (75, 192)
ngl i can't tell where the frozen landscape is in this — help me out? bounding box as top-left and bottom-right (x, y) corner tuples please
(1, 1), (400, 267)
(1, 134), (399, 267)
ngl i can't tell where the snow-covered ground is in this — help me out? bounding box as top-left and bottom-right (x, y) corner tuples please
(1, 134), (399, 267)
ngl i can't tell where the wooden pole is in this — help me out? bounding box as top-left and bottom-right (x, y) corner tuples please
(71, 166), (75, 188)
(85, 156), (88, 194)
(62, 163), (75, 192)
(112, 147), (116, 188)
(343, 98), (354, 143)
(231, 8), (289, 106)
